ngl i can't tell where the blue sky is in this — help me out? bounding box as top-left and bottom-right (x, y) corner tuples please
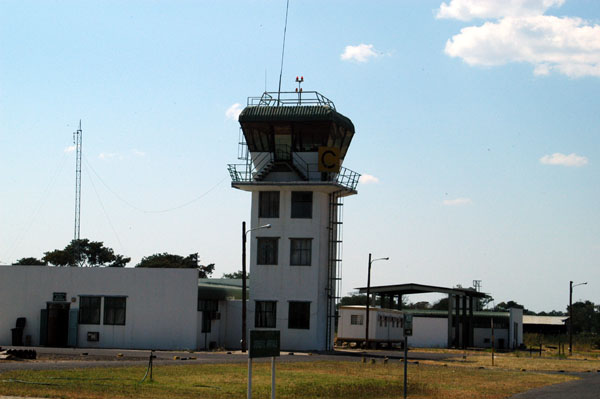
(1, 0), (598, 312)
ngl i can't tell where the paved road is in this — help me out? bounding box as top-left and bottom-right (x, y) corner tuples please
(511, 372), (600, 399)
(0, 346), (457, 373)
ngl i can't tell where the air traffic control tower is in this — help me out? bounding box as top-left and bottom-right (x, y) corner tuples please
(228, 89), (360, 351)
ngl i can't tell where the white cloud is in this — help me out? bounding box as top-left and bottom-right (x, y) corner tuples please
(64, 145), (76, 153)
(540, 152), (588, 167)
(359, 174), (380, 184)
(443, 197), (472, 206)
(439, 1), (600, 78)
(444, 16), (600, 77)
(340, 44), (379, 63)
(437, 0), (564, 21)
(98, 152), (117, 160)
(225, 103), (243, 121)
(132, 149), (146, 157)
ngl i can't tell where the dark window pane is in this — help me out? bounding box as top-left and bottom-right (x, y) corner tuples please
(259, 191), (280, 218)
(103, 297), (126, 326)
(198, 299), (218, 333)
(257, 237), (278, 265)
(255, 301), (277, 328)
(290, 238), (312, 266)
(291, 191), (312, 218)
(288, 302), (310, 329)
(78, 296), (101, 325)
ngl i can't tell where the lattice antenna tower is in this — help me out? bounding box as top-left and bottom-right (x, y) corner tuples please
(473, 280), (482, 292)
(73, 120), (82, 241)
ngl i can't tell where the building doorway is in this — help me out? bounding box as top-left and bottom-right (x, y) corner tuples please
(46, 302), (70, 347)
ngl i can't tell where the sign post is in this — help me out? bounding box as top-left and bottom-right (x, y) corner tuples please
(248, 330), (280, 399)
(403, 314), (413, 399)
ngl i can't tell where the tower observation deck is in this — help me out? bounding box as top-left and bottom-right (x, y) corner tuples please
(228, 91), (360, 193)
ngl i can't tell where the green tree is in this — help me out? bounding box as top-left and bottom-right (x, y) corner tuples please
(432, 297), (449, 310)
(42, 239), (130, 267)
(136, 252), (214, 278)
(12, 257), (47, 265)
(339, 294), (368, 306)
(222, 270), (248, 279)
(569, 300), (599, 334)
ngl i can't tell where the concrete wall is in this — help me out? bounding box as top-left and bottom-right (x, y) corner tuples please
(509, 308), (524, 349)
(196, 299), (243, 350)
(474, 328), (509, 349)
(0, 266), (198, 350)
(338, 307), (403, 343)
(407, 317), (447, 348)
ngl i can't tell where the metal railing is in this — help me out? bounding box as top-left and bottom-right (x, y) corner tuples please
(228, 157), (361, 192)
(247, 91), (336, 109)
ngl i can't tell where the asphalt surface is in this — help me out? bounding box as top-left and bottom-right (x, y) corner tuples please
(510, 372), (600, 399)
(0, 345), (457, 373)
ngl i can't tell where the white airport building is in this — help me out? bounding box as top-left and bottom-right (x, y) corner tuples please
(0, 266), (245, 351)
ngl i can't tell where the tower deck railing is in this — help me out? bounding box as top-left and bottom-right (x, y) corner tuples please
(227, 157), (360, 191)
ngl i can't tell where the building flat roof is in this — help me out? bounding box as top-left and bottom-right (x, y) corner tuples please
(356, 283), (489, 298)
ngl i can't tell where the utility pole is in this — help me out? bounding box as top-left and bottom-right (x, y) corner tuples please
(569, 280), (588, 355)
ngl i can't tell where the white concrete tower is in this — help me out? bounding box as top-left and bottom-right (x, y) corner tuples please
(228, 90), (359, 351)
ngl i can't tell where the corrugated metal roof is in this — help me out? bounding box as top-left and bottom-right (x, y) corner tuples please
(523, 315), (568, 325)
(339, 306), (510, 318)
(239, 105), (355, 132)
(198, 278), (245, 300)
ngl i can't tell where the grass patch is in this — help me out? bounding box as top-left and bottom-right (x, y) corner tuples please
(0, 360), (576, 399)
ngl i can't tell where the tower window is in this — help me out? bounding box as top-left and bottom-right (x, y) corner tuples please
(255, 301), (277, 328)
(290, 238), (312, 266)
(257, 237), (279, 265)
(291, 191), (312, 218)
(259, 191), (279, 218)
(288, 301), (310, 329)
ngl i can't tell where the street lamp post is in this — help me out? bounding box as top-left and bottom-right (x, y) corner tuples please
(241, 221), (271, 353)
(365, 253), (389, 349)
(569, 280), (588, 355)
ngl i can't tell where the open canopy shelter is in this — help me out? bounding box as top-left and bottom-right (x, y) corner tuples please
(356, 283), (490, 348)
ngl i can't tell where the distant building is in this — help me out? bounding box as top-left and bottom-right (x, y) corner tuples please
(523, 315), (568, 335)
(338, 306), (524, 350)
